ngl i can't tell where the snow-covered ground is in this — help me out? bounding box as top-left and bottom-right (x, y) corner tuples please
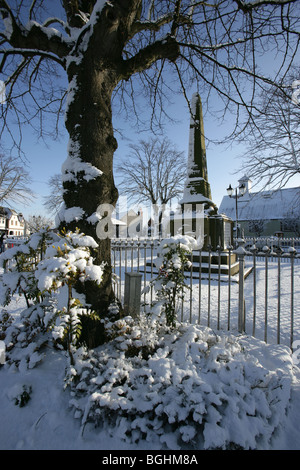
(0, 259), (300, 451)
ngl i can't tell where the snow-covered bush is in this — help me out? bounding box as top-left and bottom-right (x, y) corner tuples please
(0, 305), (47, 371)
(65, 317), (293, 450)
(149, 235), (198, 326)
(0, 228), (57, 370)
(0, 228), (56, 307)
(0, 228), (104, 368)
(35, 228), (104, 364)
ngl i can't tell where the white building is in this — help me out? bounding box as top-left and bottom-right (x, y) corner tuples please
(219, 177), (300, 237)
(0, 208), (26, 237)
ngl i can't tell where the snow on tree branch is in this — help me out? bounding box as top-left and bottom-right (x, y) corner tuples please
(234, 0), (299, 12)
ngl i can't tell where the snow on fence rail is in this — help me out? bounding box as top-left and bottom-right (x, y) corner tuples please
(111, 237), (300, 349)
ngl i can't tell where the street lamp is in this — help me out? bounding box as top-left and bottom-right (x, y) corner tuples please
(226, 183), (246, 238)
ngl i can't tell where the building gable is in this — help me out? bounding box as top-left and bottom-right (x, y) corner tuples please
(219, 187), (300, 222)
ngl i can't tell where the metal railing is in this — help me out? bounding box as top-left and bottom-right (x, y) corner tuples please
(111, 237), (300, 349)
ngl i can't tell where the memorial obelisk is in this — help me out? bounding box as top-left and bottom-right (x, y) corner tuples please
(179, 93), (233, 253)
(180, 92), (217, 214)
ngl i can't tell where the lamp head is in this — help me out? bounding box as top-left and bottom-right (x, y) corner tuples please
(226, 184), (233, 197)
(239, 183), (246, 196)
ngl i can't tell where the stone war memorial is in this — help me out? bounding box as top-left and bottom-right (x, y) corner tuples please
(170, 92), (238, 275)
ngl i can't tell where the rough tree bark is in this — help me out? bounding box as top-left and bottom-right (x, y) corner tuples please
(63, 60), (119, 310)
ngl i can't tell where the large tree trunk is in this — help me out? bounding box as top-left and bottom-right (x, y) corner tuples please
(56, 0), (177, 322)
(62, 54), (119, 314)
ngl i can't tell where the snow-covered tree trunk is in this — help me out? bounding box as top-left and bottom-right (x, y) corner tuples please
(55, 0), (179, 312)
(62, 60), (118, 310)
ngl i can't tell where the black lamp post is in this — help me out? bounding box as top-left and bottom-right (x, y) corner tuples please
(226, 183), (246, 238)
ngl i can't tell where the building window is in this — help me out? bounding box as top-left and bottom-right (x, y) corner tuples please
(281, 219), (299, 233)
(248, 220), (265, 237)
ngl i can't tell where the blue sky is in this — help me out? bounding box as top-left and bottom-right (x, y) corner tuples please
(13, 89), (299, 222)
(1, 2), (299, 222)
(12, 106), (235, 217)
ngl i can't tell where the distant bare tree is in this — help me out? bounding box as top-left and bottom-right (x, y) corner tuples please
(43, 173), (64, 217)
(116, 137), (186, 234)
(0, 153), (34, 205)
(281, 217), (300, 236)
(239, 73), (300, 189)
(248, 219), (265, 237)
(117, 137), (185, 205)
(27, 214), (53, 233)
(284, 219), (300, 236)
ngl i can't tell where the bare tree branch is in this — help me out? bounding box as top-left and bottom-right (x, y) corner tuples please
(0, 152), (35, 205)
(0, 0), (72, 60)
(234, 0), (299, 13)
(43, 173), (64, 216)
(1, 0), (299, 149)
(116, 137), (186, 207)
(121, 34), (180, 80)
(238, 72), (300, 189)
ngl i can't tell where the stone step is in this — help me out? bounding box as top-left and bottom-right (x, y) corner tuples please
(143, 262), (252, 280)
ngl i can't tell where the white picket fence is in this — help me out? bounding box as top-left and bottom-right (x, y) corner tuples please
(111, 237), (300, 349)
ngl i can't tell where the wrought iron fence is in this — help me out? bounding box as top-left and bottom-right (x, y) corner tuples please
(111, 237), (300, 349)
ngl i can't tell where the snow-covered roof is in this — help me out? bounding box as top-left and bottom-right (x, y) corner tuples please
(0, 207), (22, 219)
(219, 187), (300, 221)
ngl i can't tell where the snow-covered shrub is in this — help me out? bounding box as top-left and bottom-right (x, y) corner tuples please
(103, 314), (162, 359)
(0, 227), (104, 368)
(150, 235), (198, 326)
(36, 228), (104, 364)
(0, 309), (12, 339)
(0, 305), (47, 371)
(0, 229), (57, 370)
(0, 228), (56, 307)
(66, 318), (293, 450)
